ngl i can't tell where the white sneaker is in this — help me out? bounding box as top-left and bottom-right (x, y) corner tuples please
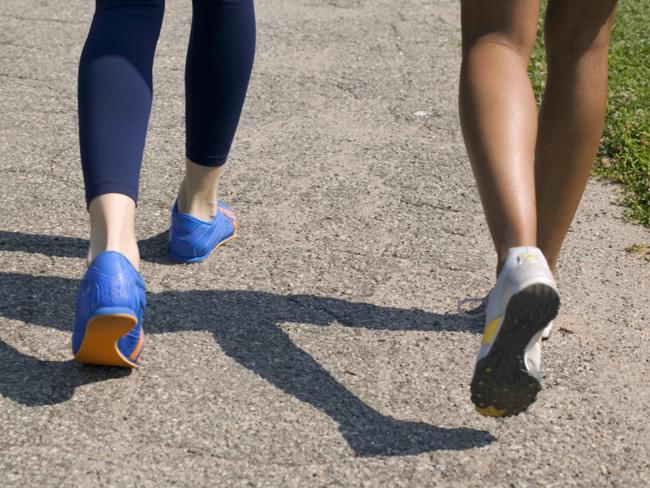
(542, 321), (554, 340)
(471, 246), (560, 417)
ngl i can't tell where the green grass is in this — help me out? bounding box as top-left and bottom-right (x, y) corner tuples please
(529, 0), (650, 228)
(625, 243), (650, 262)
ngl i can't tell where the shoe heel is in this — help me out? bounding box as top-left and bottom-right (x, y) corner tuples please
(471, 284), (560, 417)
(74, 307), (140, 368)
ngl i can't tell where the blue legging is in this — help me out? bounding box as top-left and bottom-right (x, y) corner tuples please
(78, 0), (256, 204)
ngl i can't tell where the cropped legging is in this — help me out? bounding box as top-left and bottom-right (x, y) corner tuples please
(78, 0), (256, 204)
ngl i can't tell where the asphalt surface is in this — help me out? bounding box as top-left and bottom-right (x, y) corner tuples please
(1, 0), (649, 486)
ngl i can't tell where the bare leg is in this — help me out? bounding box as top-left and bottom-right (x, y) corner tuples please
(177, 159), (225, 221)
(87, 193), (139, 268)
(535, 0), (617, 271)
(459, 1), (541, 272)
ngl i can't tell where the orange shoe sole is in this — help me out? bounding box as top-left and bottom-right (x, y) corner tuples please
(74, 313), (142, 368)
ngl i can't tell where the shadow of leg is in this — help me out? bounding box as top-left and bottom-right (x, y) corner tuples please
(340, 413), (494, 457)
(0, 231), (86, 259)
(208, 309), (494, 456)
(0, 340), (130, 406)
(0, 230), (170, 265)
(138, 230), (172, 264)
(146, 290), (494, 456)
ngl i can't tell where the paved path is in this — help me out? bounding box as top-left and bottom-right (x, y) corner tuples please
(1, 1), (649, 486)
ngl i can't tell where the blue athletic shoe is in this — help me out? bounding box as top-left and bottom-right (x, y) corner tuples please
(72, 251), (146, 368)
(169, 201), (238, 263)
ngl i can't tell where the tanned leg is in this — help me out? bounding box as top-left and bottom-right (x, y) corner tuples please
(459, 0), (541, 273)
(535, 0), (617, 271)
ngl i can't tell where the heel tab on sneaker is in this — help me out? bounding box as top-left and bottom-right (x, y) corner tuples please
(503, 246), (549, 268)
(88, 251), (139, 275)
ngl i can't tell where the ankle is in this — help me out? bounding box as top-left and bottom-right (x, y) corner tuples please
(87, 193), (139, 269)
(177, 180), (218, 221)
(87, 238), (140, 270)
(177, 159), (225, 221)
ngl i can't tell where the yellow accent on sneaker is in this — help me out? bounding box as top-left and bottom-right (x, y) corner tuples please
(481, 316), (502, 345)
(476, 405), (508, 417)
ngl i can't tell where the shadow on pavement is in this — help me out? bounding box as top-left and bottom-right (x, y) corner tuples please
(0, 342), (131, 405)
(0, 230), (172, 264)
(0, 235), (492, 456)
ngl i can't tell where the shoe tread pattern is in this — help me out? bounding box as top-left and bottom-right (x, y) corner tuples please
(471, 283), (560, 417)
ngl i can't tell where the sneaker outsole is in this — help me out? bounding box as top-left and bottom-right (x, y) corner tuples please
(74, 311), (141, 368)
(471, 283), (560, 417)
